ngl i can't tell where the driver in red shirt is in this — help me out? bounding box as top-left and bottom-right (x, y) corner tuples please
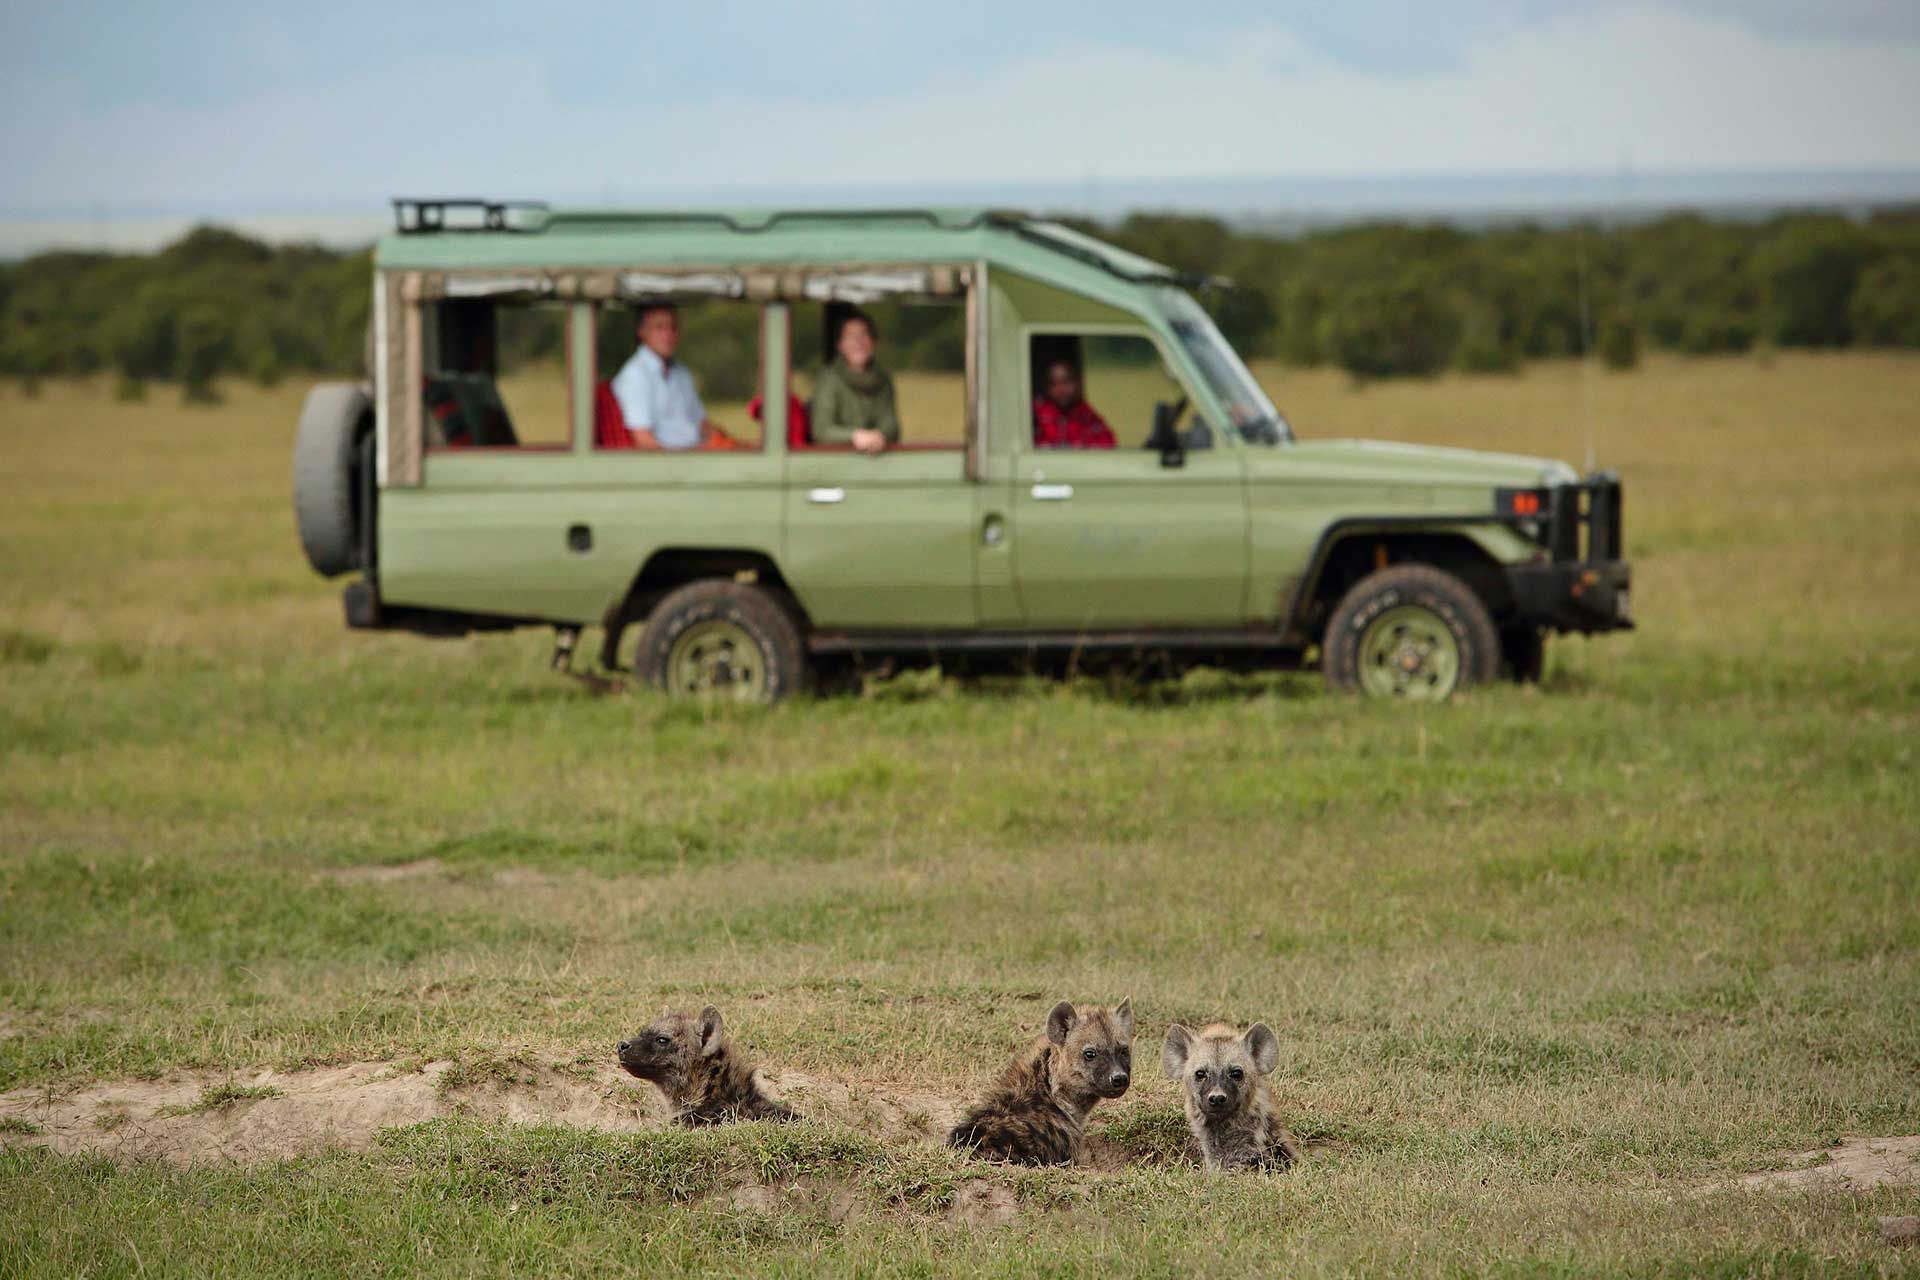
(1032, 357), (1116, 449)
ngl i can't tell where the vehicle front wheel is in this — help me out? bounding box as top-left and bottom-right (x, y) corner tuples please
(1322, 566), (1499, 701)
(636, 581), (810, 704)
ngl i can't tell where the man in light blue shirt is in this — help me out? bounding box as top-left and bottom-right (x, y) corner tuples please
(610, 303), (732, 450)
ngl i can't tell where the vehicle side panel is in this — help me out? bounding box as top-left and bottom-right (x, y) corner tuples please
(781, 450), (979, 628)
(378, 453), (784, 624)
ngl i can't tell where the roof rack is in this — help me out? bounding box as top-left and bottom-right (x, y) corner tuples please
(391, 198), (549, 234)
(546, 207), (1019, 234)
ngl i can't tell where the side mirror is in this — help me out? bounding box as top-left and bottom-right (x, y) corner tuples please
(1148, 400), (1187, 469)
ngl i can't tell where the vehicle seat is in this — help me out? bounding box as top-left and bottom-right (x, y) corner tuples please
(748, 393), (810, 447)
(424, 373), (517, 447)
(594, 380), (637, 449)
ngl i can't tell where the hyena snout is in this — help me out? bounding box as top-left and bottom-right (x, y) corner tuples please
(1204, 1089), (1231, 1112)
(1109, 1068), (1131, 1091)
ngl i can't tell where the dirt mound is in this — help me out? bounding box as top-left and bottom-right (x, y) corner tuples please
(1, 1055), (1163, 1203)
(948, 1180), (1021, 1225)
(1737, 1136), (1920, 1193)
(0, 1057), (664, 1165)
(766, 1068), (960, 1142)
(0, 1058), (977, 1167)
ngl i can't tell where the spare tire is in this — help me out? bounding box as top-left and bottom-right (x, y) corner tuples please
(293, 382), (371, 577)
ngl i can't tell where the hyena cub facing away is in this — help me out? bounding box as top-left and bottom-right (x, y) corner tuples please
(1162, 1022), (1301, 1171)
(947, 999), (1133, 1166)
(616, 1005), (800, 1127)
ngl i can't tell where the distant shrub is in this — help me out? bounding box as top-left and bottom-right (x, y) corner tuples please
(1848, 258), (1920, 347)
(1755, 220), (1879, 347)
(176, 305), (230, 404)
(1598, 315), (1640, 370)
(1679, 310), (1759, 355)
(249, 349), (285, 388)
(0, 628), (56, 665)
(3, 213), (1919, 393)
(1320, 278), (1461, 380)
(1448, 289), (1520, 374)
(114, 375), (148, 402)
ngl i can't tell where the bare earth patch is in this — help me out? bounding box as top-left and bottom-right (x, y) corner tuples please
(1736, 1136), (1920, 1193)
(321, 858), (446, 885)
(0, 1059), (1009, 1168)
(0, 1059), (662, 1164)
(767, 1068), (962, 1143)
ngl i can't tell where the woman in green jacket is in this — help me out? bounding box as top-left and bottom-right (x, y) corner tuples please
(811, 311), (899, 454)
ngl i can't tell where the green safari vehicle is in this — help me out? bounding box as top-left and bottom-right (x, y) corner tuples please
(292, 199), (1631, 702)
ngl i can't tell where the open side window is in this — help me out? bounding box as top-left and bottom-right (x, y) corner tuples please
(788, 296), (968, 452)
(420, 298), (572, 452)
(376, 263), (972, 478)
(589, 298), (763, 453)
(1025, 329), (1207, 452)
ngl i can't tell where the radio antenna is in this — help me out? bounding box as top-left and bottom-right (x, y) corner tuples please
(1574, 219), (1597, 473)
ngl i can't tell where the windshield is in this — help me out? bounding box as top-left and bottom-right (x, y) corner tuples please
(1154, 287), (1291, 444)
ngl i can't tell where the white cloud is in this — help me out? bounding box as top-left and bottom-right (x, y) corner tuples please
(3, 4), (1916, 213)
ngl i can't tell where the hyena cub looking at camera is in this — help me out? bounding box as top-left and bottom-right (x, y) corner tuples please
(1162, 1022), (1300, 1171)
(947, 999), (1133, 1166)
(616, 1005), (800, 1127)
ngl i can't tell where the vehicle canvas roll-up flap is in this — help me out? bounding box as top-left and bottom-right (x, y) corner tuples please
(801, 267), (964, 302)
(405, 265), (970, 305)
(617, 272), (747, 300)
(439, 273), (557, 300)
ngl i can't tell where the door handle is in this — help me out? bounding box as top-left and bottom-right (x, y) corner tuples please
(807, 487), (846, 505)
(1030, 483), (1074, 501)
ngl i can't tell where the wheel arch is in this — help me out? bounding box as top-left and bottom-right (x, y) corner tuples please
(603, 546), (810, 638)
(1282, 520), (1533, 648)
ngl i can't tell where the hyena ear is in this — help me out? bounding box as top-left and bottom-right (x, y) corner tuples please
(1243, 1022), (1280, 1075)
(1111, 997), (1134, 1041)
(697, 1005), (726, 1057)
(1162, 1024), (1193, 1080)
(1045, 1001), (1078, 1047)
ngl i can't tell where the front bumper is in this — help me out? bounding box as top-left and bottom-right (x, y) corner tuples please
(1500, 471), (1634, 634)
(1507, 560), (1633, 633)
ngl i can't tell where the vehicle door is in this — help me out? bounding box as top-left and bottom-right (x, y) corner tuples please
(1006, 328), (1248, 627)
(779, 298), (978, 630)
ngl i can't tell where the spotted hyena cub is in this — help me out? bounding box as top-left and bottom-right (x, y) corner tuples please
(1162, 1022), (1300, 1171)
(616, 1005), (800, 1126)
(947, 999), (1133, 1166)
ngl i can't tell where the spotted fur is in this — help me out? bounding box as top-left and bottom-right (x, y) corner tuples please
(947, 999), (1133, 1166)
(1162, 1021), (1299, 1171)
(616, 1005), (799, 1126)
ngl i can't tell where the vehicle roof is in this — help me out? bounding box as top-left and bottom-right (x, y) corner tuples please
(373, 202), (1200, 307)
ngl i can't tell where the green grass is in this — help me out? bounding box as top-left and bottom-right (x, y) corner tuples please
(1, 356), (1918, 1276)
(155, 1082), (285, 1117)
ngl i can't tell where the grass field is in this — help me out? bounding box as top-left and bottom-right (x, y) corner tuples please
(2, 353), (1917, 1276)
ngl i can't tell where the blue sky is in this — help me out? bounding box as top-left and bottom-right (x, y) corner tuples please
(3, 1), (1917, 219)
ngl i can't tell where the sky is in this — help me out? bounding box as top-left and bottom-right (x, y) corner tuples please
(2, 0), (1918, 224)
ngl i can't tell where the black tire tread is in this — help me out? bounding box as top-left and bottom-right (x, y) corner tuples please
(1322, 564), (1500, 698)
(635, 580), (810, 703)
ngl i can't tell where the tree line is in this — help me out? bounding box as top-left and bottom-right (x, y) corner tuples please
(2, 209), (1917, 400)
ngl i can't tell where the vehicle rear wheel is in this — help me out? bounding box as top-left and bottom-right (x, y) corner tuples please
(1323, 565), (1499, 701)
(636, 581), (810, 703)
